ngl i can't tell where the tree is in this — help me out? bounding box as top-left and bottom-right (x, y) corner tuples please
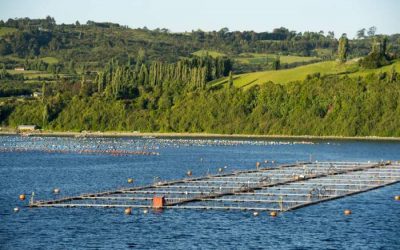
(41, 81), (46, 104)
(80, 75), (92, 96)
(273, 55), (280, 70)
(228, 71), (233, 88)
(389, 66), (397, 83)
(0, 40), (12, 55)
(42, 104), (49, 127)
(359, 36), (390, 69)
(357, 28), (366, 39)
(338, 34), (349, 63)
(68, 60), (76, 74)
(367, 26), (377, 37)
(137, 48), (146, 63)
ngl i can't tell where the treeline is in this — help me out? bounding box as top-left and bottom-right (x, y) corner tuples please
(94, 56), (232, 99)
(3, 70), (400, 136)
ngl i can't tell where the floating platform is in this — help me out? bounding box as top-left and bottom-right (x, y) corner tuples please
(29, 161), (400, 213)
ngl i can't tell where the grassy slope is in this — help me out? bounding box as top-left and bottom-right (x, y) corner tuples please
(2, 55), (59, 64)
(40, 57), (59, 64)
(192, 50), (226, 58)
(235, 53), (319, 65)
(349, 61), (400, 78)
(7, 70), (56, 79)
(212, 60), (400, 88)
(193, 50), (319, 65)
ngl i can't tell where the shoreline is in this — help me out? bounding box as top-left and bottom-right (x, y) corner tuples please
(1, 130), (400, 141)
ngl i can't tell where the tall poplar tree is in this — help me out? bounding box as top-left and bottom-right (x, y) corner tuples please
(338, 34), (349, 63)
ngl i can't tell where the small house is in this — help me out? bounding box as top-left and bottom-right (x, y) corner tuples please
(14, 67), (25, 71)
(17, 125), (38, 131)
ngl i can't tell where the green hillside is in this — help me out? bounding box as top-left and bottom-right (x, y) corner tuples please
(213, 59), (400, 88)
(235, 53), (319, 65)
(192, 50), (226, 58)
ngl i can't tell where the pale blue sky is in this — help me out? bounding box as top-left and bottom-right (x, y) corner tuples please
(0, 0), (399, 37)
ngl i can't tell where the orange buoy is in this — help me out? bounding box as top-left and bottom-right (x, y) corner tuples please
(19, 194), (26, 201)
(124, 207), (132, 215)
(186, 170), (192, 177)
(127, 178), (134, 184)
(394, 195), (400, 201)
(270, 211), (278, 217)
(256, 162), (261, 169)
(344, 209), (352, 215)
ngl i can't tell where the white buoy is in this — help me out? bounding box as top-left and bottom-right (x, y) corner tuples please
(53, 188), (60, 194)
(13, 207), (20, 213)
(143, 209), (149, 214)
(253, 211), (259, 216)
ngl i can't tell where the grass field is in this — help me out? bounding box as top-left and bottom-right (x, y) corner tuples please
(349, 60), (400, 78)
(313, 48), (334, 58)
(7, 70), (55, 79)
(235, 53), (319, 65)
(192, 50), (226, 58)
(40, 57), (59, 64)
(0, 27), (17, 36)
(212, 59), (400, 89)
(0, 56), (59, 64)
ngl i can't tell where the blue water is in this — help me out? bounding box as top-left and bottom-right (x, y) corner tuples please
(1, 136), (400, 249)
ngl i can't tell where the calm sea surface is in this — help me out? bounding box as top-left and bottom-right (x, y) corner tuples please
(0, 135), (399, 249)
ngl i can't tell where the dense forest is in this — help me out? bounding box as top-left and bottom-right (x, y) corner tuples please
(1, 17), (400, 137)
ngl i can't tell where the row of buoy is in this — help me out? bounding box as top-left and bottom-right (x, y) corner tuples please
(253, 211), (278, 217)
(18, 189), (60, 201)
(186, 166), (228, 177)
(253, 210), (351, 217)
(256, 160), (276, 169)
(12, 200), (398, 215)
(124, 208), (149, 215)
(0, 148), (159, 156)
(154, 138), (314, 147)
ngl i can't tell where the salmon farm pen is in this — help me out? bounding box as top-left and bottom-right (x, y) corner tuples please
(28, 161), (400, 213)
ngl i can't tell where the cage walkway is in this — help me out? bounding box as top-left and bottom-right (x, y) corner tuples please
(29, 161), (400, 213)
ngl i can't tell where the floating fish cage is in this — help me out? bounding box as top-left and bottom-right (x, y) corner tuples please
(29, 161), (400, 213)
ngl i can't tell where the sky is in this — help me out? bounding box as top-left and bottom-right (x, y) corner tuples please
(0, 0), (399, 38)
